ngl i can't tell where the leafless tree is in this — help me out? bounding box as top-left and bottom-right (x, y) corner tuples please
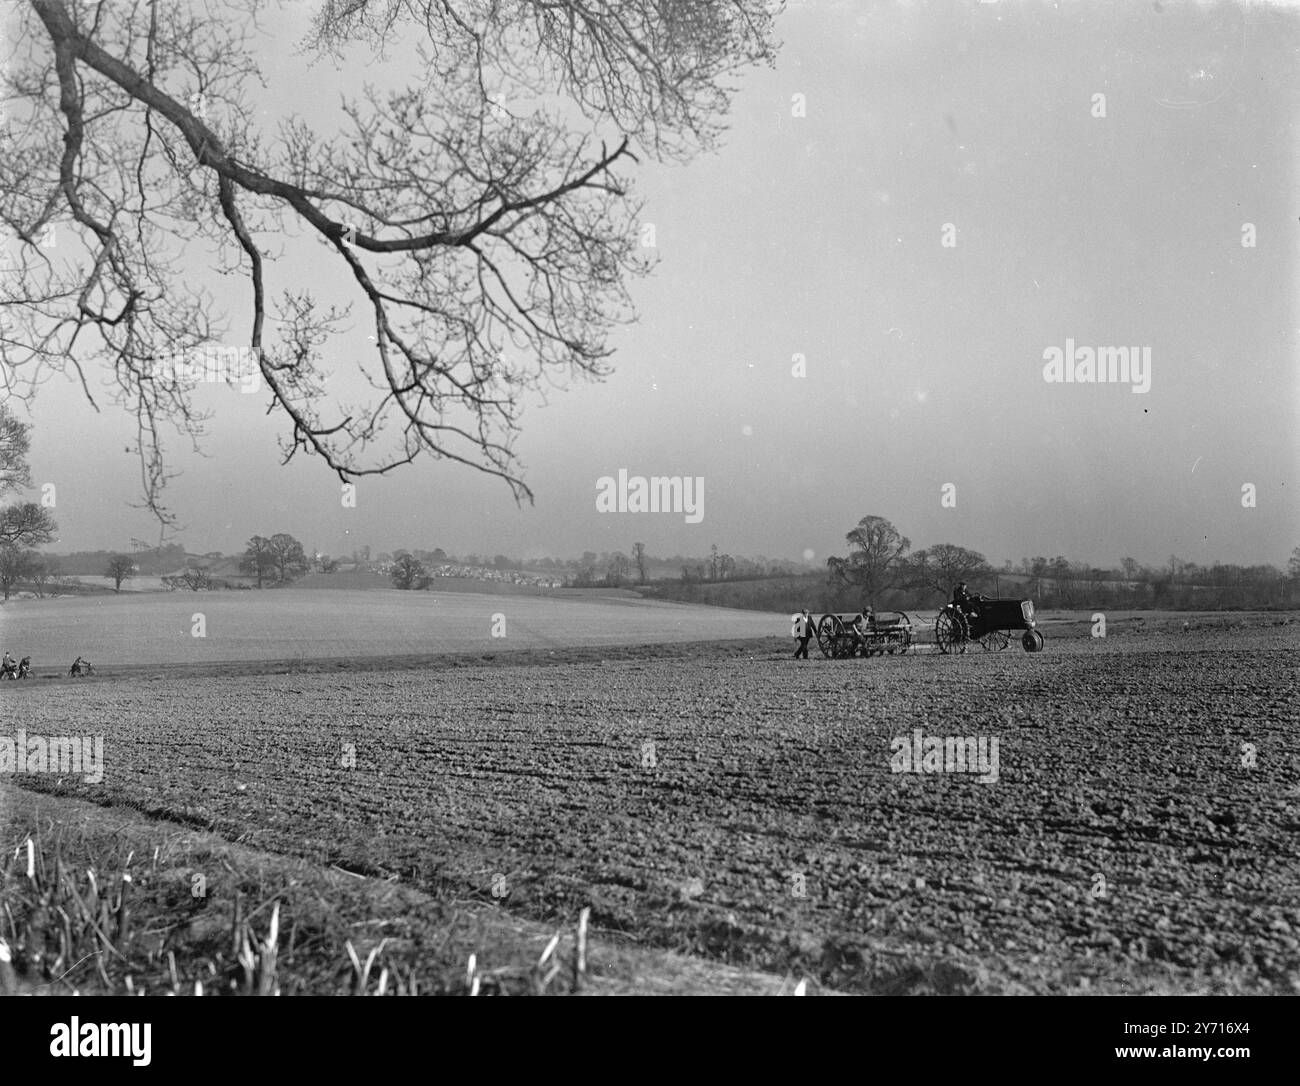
(907, 544), (991, 601)
(166, 567), (212, 591)
(827, 515), (911, 610)
(0, 500), (56, 549)
(267, 532), (310, 582)
(390, 552), (428, 589)
(0, 405), (56, 547)
(0, 546), (37, 600)
(631, 540), (647, 584)
(104, 553), (135, 592)
(0, 404), (34, 495)
(29, 553), (55, 596)
(2, 0), (779, 526)
(239, 534), (276, 587)
(605, 551), (629, 586)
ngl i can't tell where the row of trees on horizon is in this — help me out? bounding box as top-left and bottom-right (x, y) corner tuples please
(7, 525), (1299, 610)
(3, 403), (1295, 610)
(647, 515), (1300, 615)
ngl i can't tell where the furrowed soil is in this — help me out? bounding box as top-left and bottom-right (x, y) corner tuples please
(2, 617), (1297, 995)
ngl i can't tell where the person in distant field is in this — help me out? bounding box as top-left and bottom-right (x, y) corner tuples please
(793, 609), (815, 659)
(1, 651), (14, 676)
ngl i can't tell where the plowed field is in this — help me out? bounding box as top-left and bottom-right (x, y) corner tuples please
(3, 621), (1297, 994)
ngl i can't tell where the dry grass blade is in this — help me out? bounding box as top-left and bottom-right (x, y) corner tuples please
(537, 932), (560, 970)
(530, 932), (563, 996)
(115, 874), (132, 946)
(359, 937), (387, 995)
(344, 939), (362, 986)
(237, 926), (256, 993)
(230, 892), (243, 958)
(342, 937), (387, 995)
(256, 902), (281, 996)
(571, 906), (590, 994)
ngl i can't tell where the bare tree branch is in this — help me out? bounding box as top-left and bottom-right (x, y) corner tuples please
(2, 0), (780, 522)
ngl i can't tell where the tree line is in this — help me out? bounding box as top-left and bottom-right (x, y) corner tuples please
(567, 543), (804, 588)
(821, 515), (1298, 611)
(644, 515), (1300, 614)
(381, 543), (806, 590)
(4, 410), (1294, 611)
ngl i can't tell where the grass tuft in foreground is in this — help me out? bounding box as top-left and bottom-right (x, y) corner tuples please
(1, 787), (807, 995)
(0, 810), (601, 996)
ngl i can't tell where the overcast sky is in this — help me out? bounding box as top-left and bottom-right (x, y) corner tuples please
(10, 0), (1298, 569)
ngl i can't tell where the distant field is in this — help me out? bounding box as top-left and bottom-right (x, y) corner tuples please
(0, 588), (788, 668)
(295, 571), (567, 595)
(294, 570), (392, 590)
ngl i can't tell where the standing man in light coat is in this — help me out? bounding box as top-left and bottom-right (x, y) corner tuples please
(793, 609), (815, 659)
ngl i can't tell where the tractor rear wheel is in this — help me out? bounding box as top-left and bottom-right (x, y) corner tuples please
(935, 610), (968, 655)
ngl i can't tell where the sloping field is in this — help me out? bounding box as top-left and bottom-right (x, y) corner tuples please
(0, 588), (788, 668)
(3, 623), (1296, 994)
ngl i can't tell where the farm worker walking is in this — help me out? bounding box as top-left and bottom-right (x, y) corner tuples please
(793, 609), (814, 659)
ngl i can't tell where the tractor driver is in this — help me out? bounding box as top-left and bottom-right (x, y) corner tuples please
(952, 582), (980, 623)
